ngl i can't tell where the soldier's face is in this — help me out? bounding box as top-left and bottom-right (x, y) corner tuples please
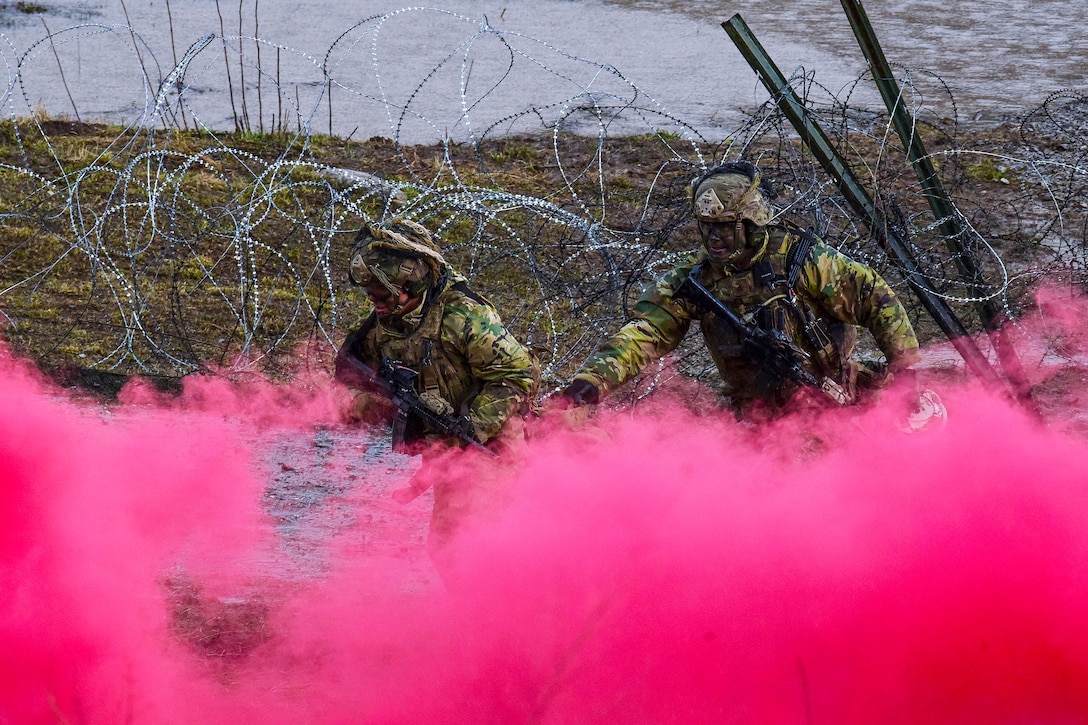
(365, 279), (421, 316)
(699, 217), (747, 264)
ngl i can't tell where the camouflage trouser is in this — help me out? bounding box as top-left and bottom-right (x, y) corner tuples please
(408, 418), (526, 581)
(429, 457), (515, 551)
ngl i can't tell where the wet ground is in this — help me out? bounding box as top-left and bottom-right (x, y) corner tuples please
(154, 419), (440, 660)
(251, 423), (435, 586)
(1, 1), (1084, 141)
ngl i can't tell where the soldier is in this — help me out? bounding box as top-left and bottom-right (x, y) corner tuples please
(563, 160), (944, 427)
(334, 218), (539, 567)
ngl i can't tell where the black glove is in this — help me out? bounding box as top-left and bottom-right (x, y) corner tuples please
(562, 378), (600, 406)
(454, 414), (479, 443)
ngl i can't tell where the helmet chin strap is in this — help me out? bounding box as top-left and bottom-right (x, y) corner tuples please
(707, 223), (769, 270)
(389, 285), (427, 319)
(375, 288), (428, 336)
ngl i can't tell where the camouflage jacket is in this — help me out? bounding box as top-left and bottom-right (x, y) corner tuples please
(574, 225), (919, 406)
(335, 270), (539, 443)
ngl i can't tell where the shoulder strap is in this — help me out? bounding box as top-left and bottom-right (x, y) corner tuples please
(450, 279), (488, 306)
(782, 228), (843, 380)
(751, 226), (814, 292)
(785, 227), (816, 289)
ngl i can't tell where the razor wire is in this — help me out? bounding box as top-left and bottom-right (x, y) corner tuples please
(0, 7), (1085, 398)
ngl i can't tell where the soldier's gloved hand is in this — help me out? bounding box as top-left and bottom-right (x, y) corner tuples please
(855, 358), (895, 390)
(562, 378), (600, 407)
(343, 389), (395, 425)
(453, 413), (482, 444)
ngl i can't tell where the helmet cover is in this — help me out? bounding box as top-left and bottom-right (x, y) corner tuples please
(690, 171), (772, 227)
(348, 218), (446, 295)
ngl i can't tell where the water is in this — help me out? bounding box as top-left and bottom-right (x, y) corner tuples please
(0, 0), (1084, 142)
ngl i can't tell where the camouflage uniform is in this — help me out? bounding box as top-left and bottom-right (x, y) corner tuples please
(573, 223), (919, 413)
(335, 219), (539, 559)
(336, 275), (538, 445)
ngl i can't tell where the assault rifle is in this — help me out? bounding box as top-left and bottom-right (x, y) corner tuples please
(336, 353), (497, 457)
(674, 261), (849, 406)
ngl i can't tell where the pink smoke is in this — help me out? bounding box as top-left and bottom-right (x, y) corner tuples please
(0, 352), (277, 723)
(4, 287), (1088, 723)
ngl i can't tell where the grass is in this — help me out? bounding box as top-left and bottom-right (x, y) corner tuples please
(15, 2), (47, 14)
(0, 114), (1078, 395)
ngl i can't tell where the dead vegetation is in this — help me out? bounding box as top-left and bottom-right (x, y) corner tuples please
(0, 92), (1086, 397)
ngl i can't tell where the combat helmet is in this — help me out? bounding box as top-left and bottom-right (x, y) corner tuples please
(689, 160), (777, 268)
(689, 160), (776, 227)
(349, 218), (446, 315)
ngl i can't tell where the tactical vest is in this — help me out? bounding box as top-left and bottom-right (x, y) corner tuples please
(695, 227), (852, 401)
(339, 279), (486, 440)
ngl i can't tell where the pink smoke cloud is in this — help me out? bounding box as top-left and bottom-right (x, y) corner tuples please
(0, 351), (274, 724)
(5, 284), (1088, 723)
(373, 390), (1088, 723)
